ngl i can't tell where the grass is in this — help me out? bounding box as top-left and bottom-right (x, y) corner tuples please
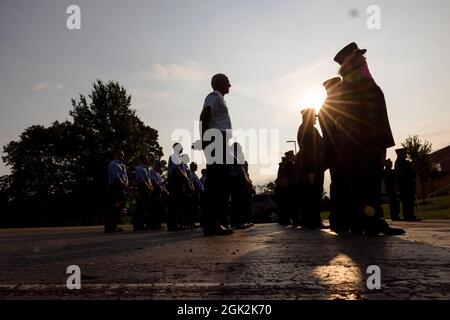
(321, 194), (450, 220)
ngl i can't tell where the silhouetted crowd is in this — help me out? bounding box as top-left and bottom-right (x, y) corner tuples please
(104, 141), (255, 235)
(275, 42), (418, 236)
(105, 42), (419, 237)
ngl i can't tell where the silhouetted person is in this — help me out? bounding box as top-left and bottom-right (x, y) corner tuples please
(199, 73), (234, 236)
(275, 157), (290, 225)
(318, 77), (352, 231)
(297, 108), (326, 229)
(242, 161), (255, 227)
(383, 159), (401, 221)
(334, 42), (404, 235)
(199, 168), (207, 225)
(395, 148), (421, 221)
(187, 162), (203, 228)
(200, 169), (207, 188)
(167, 143), (192, 231)
(149, 160), (167, 229)
(229, 143), (253, 229)
(283, 150), (299, 226)
(134, 155), (153, 231)
(105, 149), (128, 233)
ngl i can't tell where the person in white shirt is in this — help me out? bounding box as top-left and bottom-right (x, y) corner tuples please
(199, 74), (234, 236)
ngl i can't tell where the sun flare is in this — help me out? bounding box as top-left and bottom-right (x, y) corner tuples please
(298, 87), (327, 114)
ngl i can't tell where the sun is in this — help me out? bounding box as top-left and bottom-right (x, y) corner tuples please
(298, 87), (327, 114)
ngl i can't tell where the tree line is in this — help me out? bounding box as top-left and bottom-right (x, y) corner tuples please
(0, 80), (163, 227)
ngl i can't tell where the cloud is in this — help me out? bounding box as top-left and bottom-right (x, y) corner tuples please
(131, 89), (173, 108)
(142, 62), (208, 81)
(32, 82), (63, 92)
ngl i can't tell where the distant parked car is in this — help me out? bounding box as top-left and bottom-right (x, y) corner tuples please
(251, 193), (278, 223)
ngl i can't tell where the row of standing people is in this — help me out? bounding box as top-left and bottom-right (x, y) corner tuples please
(105, 150), (169, 233)
(383, 149), (420, 222)
(168, 141), (255, 234)
(104, 143), (255, 234)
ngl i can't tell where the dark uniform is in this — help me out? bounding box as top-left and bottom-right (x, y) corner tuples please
(134, 163), (152, 231)
(383, 159), (400, 220)
(334, 42), (404, 235)
(284, 151), (299, 226)
(105, 157), (128, 233)
(149, 164), (166, 229)
(275, 157), (290, 225)
(229, 144), (247, 228)
(297, 109), (325, 229)
(167, 145), (192, 231)
(318, 77), (353, 231)
(395, 149), (419, 221)
(187, 163), (203, 228)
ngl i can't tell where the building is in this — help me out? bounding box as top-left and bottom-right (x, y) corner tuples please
(431, 145), (450, 172)
(422, 145), (450, 197)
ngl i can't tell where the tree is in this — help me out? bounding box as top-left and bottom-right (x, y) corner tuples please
(264, 182), (276, 193)
(1, 80), (163, 227)
(401, 135), (434, 200)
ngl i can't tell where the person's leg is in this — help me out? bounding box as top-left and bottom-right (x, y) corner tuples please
(134, 186), (146, 231)
(315, 172), (325, 226)
(217, 164), (231, 227)
(389, 193), (400, 220)
(167, 183), (177, 230)
(202, 164), (218, 234)
(403, 191), (417, 220)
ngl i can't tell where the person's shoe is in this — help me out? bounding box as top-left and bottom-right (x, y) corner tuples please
(391, 217), (403, 221)
(381, 226), (406, 236)
(318, 222), (330, 229)
(214, 225), (234, 235)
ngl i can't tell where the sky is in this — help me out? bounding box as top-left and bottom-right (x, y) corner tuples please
(1, 0), (450, 188)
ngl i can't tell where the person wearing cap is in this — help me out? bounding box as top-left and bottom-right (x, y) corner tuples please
(186, 162), (203, 229)
(105, 149), (128, 233)
(229, 143), (253, 229)
(395, 148), (421, 221)
(134, 155), (154, 231)
(167, 143), (193, 231)
(334, 42), (404, 236)
(198, 73), (234, 236)
(284, 150), (300, 226)
(297, 108), (326, 229)
(318, 76), (352, 231)
(149, 160), (167, 230)
(383, 159), (401, 221)
(275, 156), (290, 225)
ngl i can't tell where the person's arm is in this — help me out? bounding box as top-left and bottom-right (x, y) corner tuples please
(200, 106), (212, 149)
(176, 166), (194, 191)
(111, 162), (127, 188)
(145, 179), (153, 192)
(122, 172), (129, 188)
